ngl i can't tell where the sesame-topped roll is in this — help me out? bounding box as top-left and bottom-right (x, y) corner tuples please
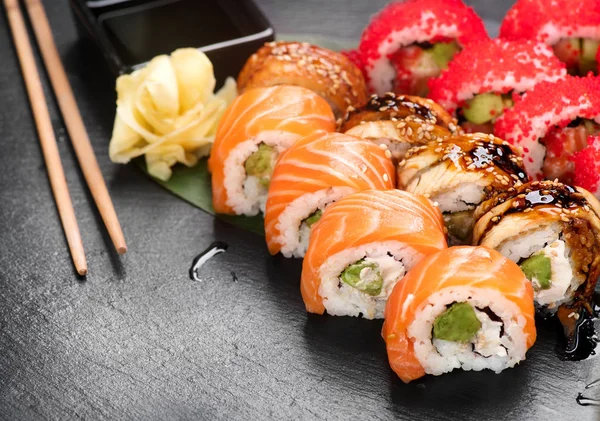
(339, 93), (458, 161)
(494, 75), (600, 184)
(397, 133), (528, 245)
(472, 181), (600, 315)
(357, 0), (489, 96)
(500, 0), (600, 76)
(428, 39), (566, 135)
(237, 41), (368, 118)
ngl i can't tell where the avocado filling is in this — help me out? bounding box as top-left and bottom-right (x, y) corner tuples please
(433, 302), (482, 343)
(244, 143), (276, 187)
(462, 92), (512, 125)
(340, 259), (383, 296)
(553, 38), (599, 75)
(519, 254), (552, 290)
(392, 41), (460, 96)
(427, 41), (461, 70)
(443, 210), (474, 244)
(303, 209), (323, 228)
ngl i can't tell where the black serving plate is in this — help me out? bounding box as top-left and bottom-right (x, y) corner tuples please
(1, 1), (600, 420)
(68, 0), (274, 84)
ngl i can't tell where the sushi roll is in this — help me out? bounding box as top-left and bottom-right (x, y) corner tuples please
(500, 0), (600, 76)
(264, 132), (395, 258)
(472, 180), (600, 311)
(339, 93), (458, 160)
(209, 85), (336, 216)
(494, 75), (600, 182)
(357, 0), (489, 96)
(382, 246), (536, 383)
(571, 135), (600, 198)
(428, 39), (566, 134)
(301, 189), (447, 319)
(237, 42), (368, 117)
(396, 133), (528, 245)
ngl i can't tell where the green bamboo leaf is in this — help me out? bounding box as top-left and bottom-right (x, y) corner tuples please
(134, 157), (265, 236)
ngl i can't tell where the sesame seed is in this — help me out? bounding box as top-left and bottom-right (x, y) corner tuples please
(383, 173), (389, 182)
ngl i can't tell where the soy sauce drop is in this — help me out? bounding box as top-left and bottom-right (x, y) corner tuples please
(189, 241), (229, 281)
(586, 378), (600, 389)
(561, 294), (600, 361)
(576, 394), (600, 406)
(576, 377), (600, 406)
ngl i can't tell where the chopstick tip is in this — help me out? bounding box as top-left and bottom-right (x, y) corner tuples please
(117, 245), (127, 255)
(77, 267), (88, 276)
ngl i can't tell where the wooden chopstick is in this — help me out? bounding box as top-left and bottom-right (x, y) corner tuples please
(4, 0), (87, 275)
(24, 0), (127, 255)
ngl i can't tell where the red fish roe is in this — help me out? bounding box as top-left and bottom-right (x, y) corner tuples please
(341, 49), (366, 77)
(495, 76), (600, 179)
(428, 39), (566, 113)
(572, 136), (600, 196)
(500, 0), (600, 44)
(542, 126), (591, 183)
(495, 76), (600, 144)
(358, 0), (488, 95)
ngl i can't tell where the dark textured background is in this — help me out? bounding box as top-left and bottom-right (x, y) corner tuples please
(0, 0), (598, 420)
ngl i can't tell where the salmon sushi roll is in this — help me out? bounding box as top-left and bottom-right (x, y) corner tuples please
(500, 0), (600, 76)
(494, 75), (600, 182)
(301, 189), (447, 319)
(264, 132), (395, 258)
(357, 0), (489, 96)
(339, 93), (458, 161)
(383, 246), (536, 383)
(209, 85), (336, 216)
(428, 39), (566, 134)
(396, 133), (528, 245)
(472, 180), (600, 312)
(238, 42), (368, 118)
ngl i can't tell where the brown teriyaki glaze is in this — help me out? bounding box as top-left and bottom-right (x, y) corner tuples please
(360, 93), (438, 121)
(339, 93), (457, 132)
(470, 142), (528, 183)
(502, 183), (587, 217)
(474, 181), (591, 228)
(398, 133), (527, 195)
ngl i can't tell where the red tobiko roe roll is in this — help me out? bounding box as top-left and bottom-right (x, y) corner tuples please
(500, 0), (600, 76)
(358, 0), (489, 97)
(500, 0), (600, 43)
(428, 39), (566, 134)
(341, 49), (366, 77)
(494, 75), (600, 183)
(572, 135), (600, 198)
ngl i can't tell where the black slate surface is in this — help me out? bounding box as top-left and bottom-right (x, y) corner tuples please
(0, 1), (598, 420)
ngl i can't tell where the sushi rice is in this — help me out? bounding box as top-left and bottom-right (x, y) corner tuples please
(489, 223), (584, 308)
(409, 288), (531, 375)
(319, 241), (421, 319)
(223, 131), (298, 215)
(277, 186), (355, 258)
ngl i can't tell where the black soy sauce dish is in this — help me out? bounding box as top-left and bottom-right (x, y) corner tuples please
(68, 0), (275, 84)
